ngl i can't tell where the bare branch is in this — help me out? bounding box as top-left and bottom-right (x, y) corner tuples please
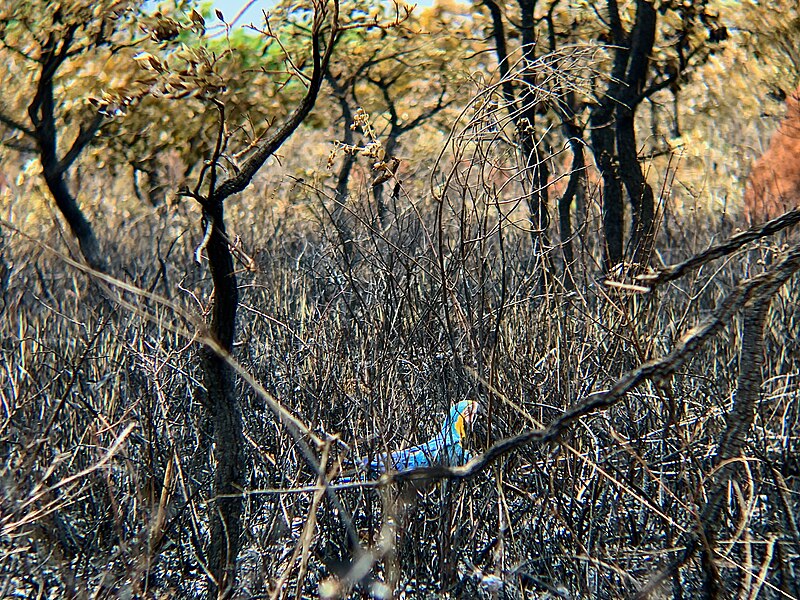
(392, 239), (800, 486)
(0, 109), (36, 139)
(57, 112), (104, 174)
(213, 0), (339, 202)
(639, 207), (800, 288)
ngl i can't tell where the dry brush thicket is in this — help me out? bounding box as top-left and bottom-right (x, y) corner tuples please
(2, 55), (800, 600)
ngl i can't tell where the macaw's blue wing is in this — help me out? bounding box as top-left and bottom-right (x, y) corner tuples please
(360, 439), (438, 474)
(353, 400), (480, 478)
(441, 441), (472, 466)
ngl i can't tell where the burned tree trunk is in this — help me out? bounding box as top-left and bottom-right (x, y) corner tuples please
(325, 70), (357, 265)
(590, 100), (624, 270)
(483, 0), (551, 260)
(27, 28), (106, 271)
(615, 0), (657, 267)
(201, 201), (243, 599)
(178, 5), (340, 596)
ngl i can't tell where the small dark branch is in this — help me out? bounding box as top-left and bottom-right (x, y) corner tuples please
(401, 86), (449, 132)
(636, 39), (707, 105)
(177, 185), (208, 209)
(555, 88), (584, 287)
(589, 113), (623, 269)
(636, 70), (681, 106)
(369, 75), (400, 131)
(368, 73), (448, 151)
(692, 299), (768, 597)
(29, 41), (58, 146)
(589, 17), (631, 270)
(1, 140), (38, 153)
(54, 23), (78, 64)
(518, 0), (536, 82)
(0, 110), (37, 139)
(57, 112), (104, 174)
(40, 168), (106, 270)
(208, 99), (227, 198)
(617, 112), (655, 265)
(707, 300), (769, 500)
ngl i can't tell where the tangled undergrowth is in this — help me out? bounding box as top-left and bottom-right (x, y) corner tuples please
(1, 144), (799, 599)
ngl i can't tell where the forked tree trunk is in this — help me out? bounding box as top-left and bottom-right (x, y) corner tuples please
(615, 0), (657, 268)
(194, 6), (340, 596)
(558, 130), (584, 290)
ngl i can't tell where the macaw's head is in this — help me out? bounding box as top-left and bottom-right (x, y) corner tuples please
(444, 400), (480, 441)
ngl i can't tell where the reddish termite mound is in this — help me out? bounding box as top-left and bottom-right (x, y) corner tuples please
(744, 86), (800, 225)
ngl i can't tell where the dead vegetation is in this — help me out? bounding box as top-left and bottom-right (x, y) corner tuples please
(1, 121), (800, 599)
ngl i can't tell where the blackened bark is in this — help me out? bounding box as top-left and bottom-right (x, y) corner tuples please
(553, 86), (585, 288)
(617, 112), (656, 265)
(483, 0), (551, 248)
(589, 0), (628, 270)
(372, 132), (398, 231)
(326, 71), (356, 264)
(633, 244), (800, 598)
(696, 300), (768, 598)
(482, 0), (516, 110)
(558, 122), (584, 290)
(40, 163), (105, 270)
(334, 133), (355, 212)
(518, 0), (550, 243)
(616, 0), (657, 266)
(195, 7), (339, 597)
(714, 302), (769, 491)
(590, 105), (624, 269)
(366, 70), (447, 230)
(588, 0), (658, 272)
(28, 30), (106, 271)
(202, 202), (243, 600)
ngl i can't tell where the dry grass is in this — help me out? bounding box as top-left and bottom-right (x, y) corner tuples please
(1, 134), (799, 600)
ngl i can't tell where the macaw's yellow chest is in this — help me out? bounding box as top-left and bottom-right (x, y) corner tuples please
(454, 415), (466, 439)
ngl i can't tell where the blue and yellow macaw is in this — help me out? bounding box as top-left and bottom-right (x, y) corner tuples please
(356, 400), (480, 476)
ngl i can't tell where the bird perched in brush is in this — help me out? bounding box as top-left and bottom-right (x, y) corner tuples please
(352, 400), (480, 478)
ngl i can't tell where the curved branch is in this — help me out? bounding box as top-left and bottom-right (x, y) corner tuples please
(213, 0), (339, 202)
(0, 110), (36, 139)
(57, 112), (104, 174)
(639, 207), (800, 288)
(390, 239), (800, 486)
